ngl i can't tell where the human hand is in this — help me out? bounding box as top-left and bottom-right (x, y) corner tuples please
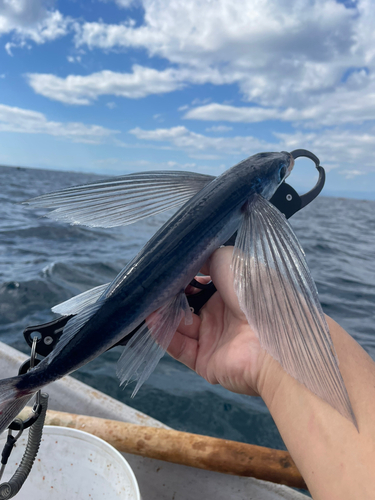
(170, 247), (375, 500)
(167, 246), (278, 397)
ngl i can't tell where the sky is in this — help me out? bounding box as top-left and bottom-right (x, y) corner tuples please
(1, 0), (375, 197)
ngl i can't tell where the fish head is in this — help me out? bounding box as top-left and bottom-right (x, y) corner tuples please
(246, 151), (294, 200)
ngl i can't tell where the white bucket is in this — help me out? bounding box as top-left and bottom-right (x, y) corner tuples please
(0, 425), (141, 500)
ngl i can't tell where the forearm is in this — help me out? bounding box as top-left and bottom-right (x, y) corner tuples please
(258, 316), (375, 500)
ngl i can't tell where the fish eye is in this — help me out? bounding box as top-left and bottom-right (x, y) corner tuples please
(278, 164), (287, 182)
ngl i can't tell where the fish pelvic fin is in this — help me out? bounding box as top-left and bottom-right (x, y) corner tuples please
(232, 194), (357, 428)
(117, 291), (193, 397)
(0, 374), (41, 435)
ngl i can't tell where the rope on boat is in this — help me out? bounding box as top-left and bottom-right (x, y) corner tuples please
(0, 393), (48, 499)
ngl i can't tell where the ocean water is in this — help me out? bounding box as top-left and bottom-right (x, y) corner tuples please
(1, 164), (374, 452)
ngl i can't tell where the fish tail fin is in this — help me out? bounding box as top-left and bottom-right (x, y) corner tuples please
(0, 375), (41, 435)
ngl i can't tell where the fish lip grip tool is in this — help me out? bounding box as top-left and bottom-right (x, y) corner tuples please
(273, 148), (325, 218)
(22, 149), (325, 353)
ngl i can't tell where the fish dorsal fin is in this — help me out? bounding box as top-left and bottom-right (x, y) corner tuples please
(117, 291), (193, 396)
(25, 171), (215, 228)
(52, 283), (110, 316)
(232, 194), (357, 427)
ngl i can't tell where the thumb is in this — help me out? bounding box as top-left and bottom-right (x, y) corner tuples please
(208, 246), (246, 321)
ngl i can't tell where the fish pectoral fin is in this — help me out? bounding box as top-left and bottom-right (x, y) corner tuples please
(52, 283), (110, 316)
(24, 171), (215, 228)
(232, 194), (357, 427)
(116, 291), (193, 396)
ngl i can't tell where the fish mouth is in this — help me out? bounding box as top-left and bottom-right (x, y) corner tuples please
(286, 152), (294, 177)
(288, 153), (294, 172)
(280, 151), (294, 177)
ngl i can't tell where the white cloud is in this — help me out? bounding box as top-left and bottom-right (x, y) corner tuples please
(3, 0), (375, 133)
(340, 169), (367, 179)
(186, 103), (286, 123)
(93, 156), (223, 176)
(5, 41), (17, 55)
(73, 0), (360, 106)
(129, 125), (276, 155)
(0, 103), (119, 144)
(66, 0), (375, 136)
(114, 0), (137, 8)
(129, 124), (375, 176)
(191, 97), (211, 106)
(21, 0), (375, 133)
(185, 77), (375, 127)
(275, 128), (375, 174)
(27, 65), (186, 104)
(75, 0), (353, 64)
(3, 0), (374, 180)
(206, 125), (233, 132)
(0, 1), (70, 52)
(67, 55), (81, 63)
(91, 156), (216, 174)
(106, 101), (117, 109)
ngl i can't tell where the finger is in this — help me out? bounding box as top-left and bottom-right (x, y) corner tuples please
(177, 312), (201, 339)
(208, 246), (246, 320)
(200, 261), (211, 275)
(185, 275), (211, 296)
(167, 331), (198, 371)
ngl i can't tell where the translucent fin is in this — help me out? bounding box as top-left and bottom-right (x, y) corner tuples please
(49, 301), (102, 362)
(117, 292), (193, 397)
(232, 194), (357, 427)
(24, 171), (215, 228)
(52, 283), (110, 316)
(0, 375), (37, 435)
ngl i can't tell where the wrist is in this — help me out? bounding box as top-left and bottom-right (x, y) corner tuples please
(253, 319), (375, 500)
(255, 349), (289, 412)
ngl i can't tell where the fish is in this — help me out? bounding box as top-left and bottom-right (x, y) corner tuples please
(0, 151), (356, 433)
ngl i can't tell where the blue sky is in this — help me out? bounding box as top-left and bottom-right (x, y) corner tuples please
(1, 0), (375, 197)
